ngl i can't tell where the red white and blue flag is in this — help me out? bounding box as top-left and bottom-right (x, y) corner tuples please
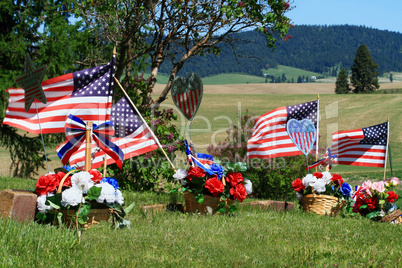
(247, 100), (318, 159)
(3, 57), (115, 134)
(57, 114), (124, 169)
(331, 122), (389, 168)
(64, 96), (158, 169)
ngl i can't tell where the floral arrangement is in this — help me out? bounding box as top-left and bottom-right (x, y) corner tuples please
(352, 177), (400, 221)
(173, 161), (252, 213)
(292, 171), (353, 201)
(36, 167), (133, 228)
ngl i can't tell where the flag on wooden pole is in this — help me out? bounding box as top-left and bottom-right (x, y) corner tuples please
(64, 96), (158, 169)
(3, 57), (115, 134)
(331, 122), (388, 168)
(247, 100), (318, 159)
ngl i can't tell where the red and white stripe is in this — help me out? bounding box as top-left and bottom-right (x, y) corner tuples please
(331, 129), (386, 168)
(65, 124), (158, 169)
(173, 89), (202, 120)
(3, 74), (112, 134)
(248, 106), (309, 159)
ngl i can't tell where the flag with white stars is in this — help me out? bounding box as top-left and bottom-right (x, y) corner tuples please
(331, 122), (389, 168)
(3, 56), (115, 134)
(66, 96), (158, 169)
(247, 100), (318, 159)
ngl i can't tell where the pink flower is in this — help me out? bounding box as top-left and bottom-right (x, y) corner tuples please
(372, 181), (385, 193)
(361, 180), (373, 196)
(389, 177), (400, 186)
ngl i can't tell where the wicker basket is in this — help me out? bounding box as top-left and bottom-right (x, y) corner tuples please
(379, 209), (402, 224)
(300, 194), (342, 216)
(184, 192), (235, 214)
(62, 208), (111, 228)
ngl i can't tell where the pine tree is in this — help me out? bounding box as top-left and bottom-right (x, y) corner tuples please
(335, 68), (350, 94)
(390, 73), (393, 83)
(350, 44), (380, 93)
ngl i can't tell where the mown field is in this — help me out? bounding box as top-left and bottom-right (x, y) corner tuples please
(1, 177), (401, 267)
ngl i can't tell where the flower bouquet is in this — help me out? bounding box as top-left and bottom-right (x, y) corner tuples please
(35, 167), (134, 228)
(352, 177), (401, 224)
(292, 172), (353, 216)
(173, 160), (252, 214)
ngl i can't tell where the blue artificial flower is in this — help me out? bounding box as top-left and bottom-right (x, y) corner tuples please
(210, 163), (224, 180)
(101, 177), (119, 190)
(340, 183), (352, 196)
(62, 165), (75, 171)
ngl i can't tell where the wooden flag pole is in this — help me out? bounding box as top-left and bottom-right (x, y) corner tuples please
(85, 121), (93, 172)
(315, 94), (320, 173)
(114, 77), (177, 172)
(103, 156), (108, 178)
(383, 118), (390, 180)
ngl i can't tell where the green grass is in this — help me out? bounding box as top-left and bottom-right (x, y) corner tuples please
(1, 177), (401, 267)
(262, 65), (324, 82)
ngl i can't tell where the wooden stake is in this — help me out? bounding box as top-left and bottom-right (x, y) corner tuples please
(85, 121), (93, 172)
(315, 94), (320, 173)
(103, 156), (107, 178)
(114, 77), (177, 172)
(383, 118), (390, 180)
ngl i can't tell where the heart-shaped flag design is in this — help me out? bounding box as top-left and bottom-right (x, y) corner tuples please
(171, 73), (203, 121)
(287, 119), (317, 156)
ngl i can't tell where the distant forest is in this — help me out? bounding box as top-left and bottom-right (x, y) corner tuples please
(158, 25), (402, 77)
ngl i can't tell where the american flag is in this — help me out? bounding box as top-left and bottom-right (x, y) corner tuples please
(331, 122), (389, 168)
(172, 89), (202, 120)
(65, 96), (158, 169)
(247, 100), (318, 159)
(2, 57), (115, 134)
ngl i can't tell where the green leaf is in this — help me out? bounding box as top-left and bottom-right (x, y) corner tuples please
(36, 212), (47, 221)
(228, 205), (238, 213)
(123, 202), (135, 215)
(57, 212), (63, 226)
(195, 194), (204, 204)
(47, 200), (61, 210)
(366, 211), (380, 219)
(46, 193), (62, 208)
(87, 186), (102, 200)
(78, 215), (88, 225)
(78, 204), (91, 217)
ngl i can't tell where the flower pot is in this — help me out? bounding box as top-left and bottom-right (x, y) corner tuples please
(300, 194), (342, 216)
(184, 192), (235, 214)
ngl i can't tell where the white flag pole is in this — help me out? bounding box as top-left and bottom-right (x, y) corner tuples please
(315, 95), (320, 172)
(114, 77), (176, 172)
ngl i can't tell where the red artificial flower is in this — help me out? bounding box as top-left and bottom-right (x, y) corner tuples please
(352, 193), (366, 213)
(89, 169), (102, 183)
(226, 172), (244, 187)
(386, 191), (399, 203)
(36, 173), (60, 195)
(313, 172), (323, 179)
(237, 1), (246, 8)
(205, 177), (224, 197)
(291, 178), (305, 192)
(331, 174), (344, 186)
(366, 197), (378, 210)
(230, 184), (247, 202)
(187, 166), (206, 181)
(56, 171), (71, 187)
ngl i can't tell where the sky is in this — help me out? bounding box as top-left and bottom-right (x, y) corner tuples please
(287, 0), (402, 33)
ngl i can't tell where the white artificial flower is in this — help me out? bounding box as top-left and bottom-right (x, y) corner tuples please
(96, 182), (116, 204)
(296, 191), (303, 202)
(302, 174), (317, 187)
(173, 168), (188, 186)
(61, 186), (84, 207)
(244, 178), (253, 195)
(71, 171), (94, 193)
(115, 189), (124, 206)
(314, 179), (327, 194)
(37, 193), (54, 213)
(321, 171), (332, 184)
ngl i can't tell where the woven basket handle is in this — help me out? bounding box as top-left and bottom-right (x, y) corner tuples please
(57, 169), (80, 194)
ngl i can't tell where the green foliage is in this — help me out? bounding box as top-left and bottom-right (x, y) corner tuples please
(351, 44), (380, 93)
(335, 68), (350, 94)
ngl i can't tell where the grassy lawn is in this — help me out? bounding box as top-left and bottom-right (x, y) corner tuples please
(0, 177), (401, 267)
